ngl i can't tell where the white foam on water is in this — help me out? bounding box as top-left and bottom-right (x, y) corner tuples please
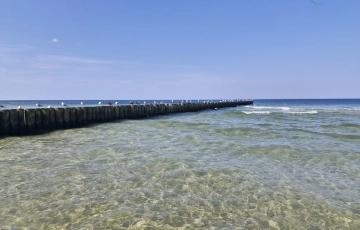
(285, 110), (318, 114)
(242, 111), (271, 115)
(343, 108), (360, 111)
(304, 107), (360, 112)
(248, 106), (291, 110)
(279, 107), (291, 110)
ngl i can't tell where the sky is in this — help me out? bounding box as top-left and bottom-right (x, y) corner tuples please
(0, 0), (359, 100)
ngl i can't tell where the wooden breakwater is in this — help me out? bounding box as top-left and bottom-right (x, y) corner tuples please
(0, 100), (253, 136)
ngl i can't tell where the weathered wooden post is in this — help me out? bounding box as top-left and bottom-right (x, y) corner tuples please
(147, 105), (151, 117)
(99, 106), (105, 122)
(35, 109), (42, 131)
(17, 109), (26, 134)
(150, 104), (155, 116)
(55, 108), (64, 129)
(0, 110), (3, 135)
(140, 105), (145, 118)
(147, 105), (152, 117)
(102, 106), (107, 121)
(94, 107), (99, 122)
(137, 105), (143, 118)
(112, 106), (116, 120)
(108, 106), (112, 120)
(63, 108), (71, 128)
(140, 105), (146, 118)
(41, 108), (50, 130)
(93, 106), (97, 122)
(150, 105), (154, 116)
(49, 108), (55, 129)
(133, 106), (138, 118)
(129, 105), (134, 118)
(107, 106), (113, 121)
(107, 105), (114, 121)
(127, 105), (132, 118)
(142, 105), (148, 117)
(25, 109), (36, 133)
(153, 104), (157, 116)
(0, 111), (2, 135)
(119, 106), (124, 119)
(76, 108), (83, 126)
(82, 107), (88, 125)
(9, 109), (19, 135)
(159, 104), (164, 115)
(101, 106), (107, 121)
(88, 107), (94, 123)
(209, 102), (214, 109)
(123, 105), (127, 118)
(70, 108), (76, 127)
(136, 105), (141, 118)
(114, 106), (120, 120)
(123, 106), (129, 119)
(159, 104), (163, 114)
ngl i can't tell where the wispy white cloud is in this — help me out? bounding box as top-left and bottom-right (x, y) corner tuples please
(0, 44), (36, 52)
(0, 43), (119, 81)
(0, 43), (211, 99)
(52, 38), (59, 43)
(37, 55), (114, 64)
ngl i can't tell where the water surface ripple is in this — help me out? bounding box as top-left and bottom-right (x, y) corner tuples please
(1, 99), (360, 229)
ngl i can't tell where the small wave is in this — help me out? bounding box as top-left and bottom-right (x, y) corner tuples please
(326, 132), (360, 141)
(242, 111), (270, 115)
(343, 108), (360, 111)
(285, 111), (318, 114)
(279, 107), (291, 110)
(324, 107), (360, 111)
(301, 107), (360, 112)
(248, 106), (291, 110)
(322, 123), (360, 129)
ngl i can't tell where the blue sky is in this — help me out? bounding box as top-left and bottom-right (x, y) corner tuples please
(0, 0), (359, 100)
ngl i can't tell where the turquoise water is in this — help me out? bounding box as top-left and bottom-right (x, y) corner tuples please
(1, 99), (360, 229)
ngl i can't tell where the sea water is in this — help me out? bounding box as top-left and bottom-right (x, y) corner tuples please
(0, 99), (359, 229)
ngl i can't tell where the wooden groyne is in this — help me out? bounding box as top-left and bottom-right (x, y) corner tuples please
(0, 100), (253, 136)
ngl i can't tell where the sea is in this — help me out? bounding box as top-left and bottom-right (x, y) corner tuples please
(0, 99), (359, 229)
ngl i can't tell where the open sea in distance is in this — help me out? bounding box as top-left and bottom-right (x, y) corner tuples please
(1, 99), (360, 229)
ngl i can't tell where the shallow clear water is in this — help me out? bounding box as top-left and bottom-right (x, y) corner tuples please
(1, 99), (360, 229)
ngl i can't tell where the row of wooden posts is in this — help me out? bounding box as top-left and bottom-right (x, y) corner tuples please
(0, 100), (253, 136)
